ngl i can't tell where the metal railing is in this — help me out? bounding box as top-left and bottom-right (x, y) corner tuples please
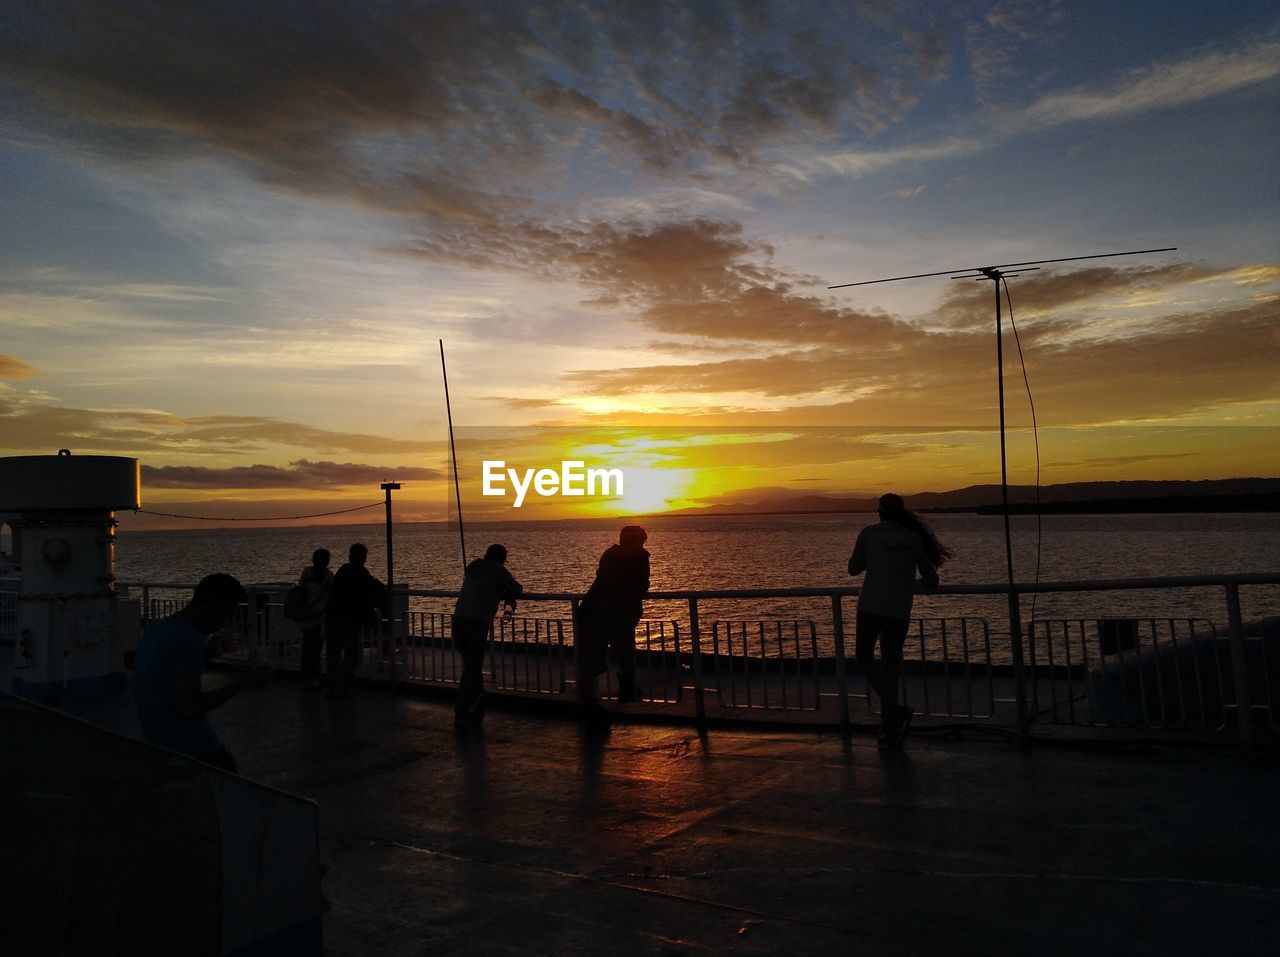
(0, 589), (16, 641)
(711, 619), (821, 711)
(488, 616), (569, 696)
(1028, 618), (1227, 730)
(116, 573), (1280, 747)
(886, 617), (997, 721)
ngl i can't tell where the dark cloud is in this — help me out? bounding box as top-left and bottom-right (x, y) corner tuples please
(1, 1), (948, 224)
(400, 206), (1276, 431)
(1044, 451), (1198, 470)
(143, 459), (441, 489)
(903, 22), (953, 82)
(402, 216), (909, 347)
(484, 396), (564, 411)
(935, 262), (1223, 332)
(645, 340), (756, 355)
(5, 0), (1272, 444)
(0, 393), (440, 456)
(562, 297), (1280, 426)
(0, 355), (42, 379)
(964, 0), (1065, 106)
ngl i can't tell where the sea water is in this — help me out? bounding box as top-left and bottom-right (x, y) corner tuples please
(115, 513), (1280, 634)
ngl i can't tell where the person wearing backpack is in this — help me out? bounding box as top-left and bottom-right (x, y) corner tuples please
(294, 548), (334, 689)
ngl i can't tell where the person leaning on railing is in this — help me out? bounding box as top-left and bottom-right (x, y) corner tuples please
(575, 525), (651, 729)
(848, 493), (951, 750)
(450, 543), (523, 731)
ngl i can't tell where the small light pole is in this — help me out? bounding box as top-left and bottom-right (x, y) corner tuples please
(381, 481), (401, 597)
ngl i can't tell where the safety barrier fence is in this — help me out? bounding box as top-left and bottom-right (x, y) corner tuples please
(116, 574), (1280, 747)
(0, 588), (16, 641)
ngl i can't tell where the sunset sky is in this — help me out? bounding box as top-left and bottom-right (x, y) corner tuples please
(1, 1), (1276, 526)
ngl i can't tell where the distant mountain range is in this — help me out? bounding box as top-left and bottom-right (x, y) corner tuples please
(663, 479), (1280, 517)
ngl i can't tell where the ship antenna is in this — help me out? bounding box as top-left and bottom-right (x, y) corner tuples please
(828, 245), (1177, 738)
(439, 339), (468, 571)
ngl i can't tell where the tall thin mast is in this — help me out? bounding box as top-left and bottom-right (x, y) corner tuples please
(439, 339), (467, 570)
(828, 246), (1177, 738)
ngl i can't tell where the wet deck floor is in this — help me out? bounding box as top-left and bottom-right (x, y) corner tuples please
(71, 678), (1279, 956)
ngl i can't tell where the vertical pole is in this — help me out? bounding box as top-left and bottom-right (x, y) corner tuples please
(688, 597), (706, 727)
(991, 273), (1029, 740)
(380, 481), (400, 681)
(247, 585), (261, 664)
(439, 340), (467, 570)
(1224, 582), (1254, 754)
(381, 482), (400, 597)
(832, 594), (851, 741)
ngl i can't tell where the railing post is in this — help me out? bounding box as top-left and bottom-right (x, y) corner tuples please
(569, 598), (580, 703)
(244, 585), (259, 663)
(831, 594), (851, 740)
(1224, 581), (1254, 755)
(1007, 586), (1030, 742)
(689, 597), (706, 727)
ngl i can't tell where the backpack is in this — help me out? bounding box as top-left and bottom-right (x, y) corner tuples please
(283, 582), (310, 622)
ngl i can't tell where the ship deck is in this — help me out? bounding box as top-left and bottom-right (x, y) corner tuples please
(66, 674), (1280, 956)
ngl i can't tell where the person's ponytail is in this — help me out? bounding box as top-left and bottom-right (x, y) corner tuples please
(878, 493), (952, 566)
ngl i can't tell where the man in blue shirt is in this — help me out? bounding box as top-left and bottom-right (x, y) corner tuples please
(134, 573), (273, 773)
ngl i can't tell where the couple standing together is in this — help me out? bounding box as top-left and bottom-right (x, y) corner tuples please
(295, 543), (386, 697)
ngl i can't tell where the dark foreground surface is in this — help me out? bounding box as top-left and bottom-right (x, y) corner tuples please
(71, 680), (1279, 956)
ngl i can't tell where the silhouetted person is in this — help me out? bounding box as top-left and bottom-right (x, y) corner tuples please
(324, 543), (385, 698)
(451, 543), (523, 730)
(849, 493), (950, 749)
(298, 548), (334, 689)
(134, 573), (273, 773)
(576, 525), (650, 728)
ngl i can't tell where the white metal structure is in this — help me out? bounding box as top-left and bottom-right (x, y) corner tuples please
(0, 451), (140, 702)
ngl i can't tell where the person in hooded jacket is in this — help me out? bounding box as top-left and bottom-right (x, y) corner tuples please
(848, 493), (951, 749)
(451, 543), (523, 728)
(575, 525), (650, 726)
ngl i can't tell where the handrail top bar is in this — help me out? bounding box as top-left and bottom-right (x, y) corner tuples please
(117, 573), (1280, 597)
(116, 571), (1280, 601)
(411, 572), (1280, 601)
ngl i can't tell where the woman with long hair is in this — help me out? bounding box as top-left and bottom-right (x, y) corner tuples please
(848, 493), (951, 749)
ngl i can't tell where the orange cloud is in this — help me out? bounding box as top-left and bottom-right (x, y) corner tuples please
(561, 297), (1279, 427)
(0, 393), (440, 457)
(0, 355), (41, 380)
(142, 460), (442, 489)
